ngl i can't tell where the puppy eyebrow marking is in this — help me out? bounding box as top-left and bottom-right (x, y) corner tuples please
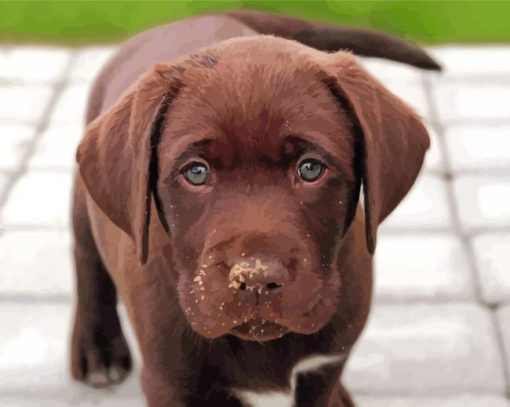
(160, 138), (217, 183)
(285, 135), (333, 159)
(174, 139), (214, 163)
(284, 135), (354, 178)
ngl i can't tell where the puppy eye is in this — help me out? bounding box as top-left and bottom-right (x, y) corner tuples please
(182, 162), (209, 186)
(297, 159), (326, 182)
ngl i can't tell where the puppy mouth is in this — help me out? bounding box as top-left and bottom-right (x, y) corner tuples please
(229, 317), (288, 342)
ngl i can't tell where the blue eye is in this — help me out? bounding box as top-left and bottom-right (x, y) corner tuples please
(297, 159), (326, 182)
(183, 162), (209, 185)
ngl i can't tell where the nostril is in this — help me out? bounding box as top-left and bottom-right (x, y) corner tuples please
(266, 282), (281, 290)
(239, 282), (247, 291)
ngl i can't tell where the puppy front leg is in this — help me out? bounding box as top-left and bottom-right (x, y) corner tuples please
(326, 380), (355, 407)
(70, 178), (132, 387)
(294, 358), (354, 407)
(141, 368), (187, 407)
(142, 367), (243, 407)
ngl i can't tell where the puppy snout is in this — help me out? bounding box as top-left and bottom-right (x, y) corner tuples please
(228, 256), (289, 295)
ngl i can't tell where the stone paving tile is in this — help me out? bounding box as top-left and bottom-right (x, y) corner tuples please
(68, 46), (116, 82)
(374, 233), (474, 301)
(497, 304), (510, 384)
(453, 175), (510, 231)
(354, 394), (510, 407)
(79, 397), (144, 407)
(473, 232), (510, 304)
(381, 78), (430, 119)
(77, 372), (144, 406)
(0, 171), (73, 227)
(360, 58), (425, 81)
(0, 398), (79, 407)
(0, 124), (36, 171)
(0, 230), (73, 297)
(343, 303), (506, 394)
(0, 46), (72, 83)
(355, 58), (430, 118)
(0, 381), (144, 407)
(428, 45), (510, 76)
(433, 81), (510, 123)
(423, 123), (443, 173)
(49, 83), (90, 127)
(28, 124), (83, 170)
(444, 123), (510, 173)
(0, 302), (142, 400)
(0, 302), (81, 397)
(382, 174), (451, 230)
(0, 85), (54, 123)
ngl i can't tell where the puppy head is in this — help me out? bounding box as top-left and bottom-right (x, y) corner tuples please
(77, 36), (429, 342)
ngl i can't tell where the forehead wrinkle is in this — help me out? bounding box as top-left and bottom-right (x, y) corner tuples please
(194, 52), (318, 126)
(163, 48), (331, 132)
(164, 38), (330, 126)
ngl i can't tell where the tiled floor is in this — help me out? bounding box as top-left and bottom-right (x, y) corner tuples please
(0, 44), (509, 406)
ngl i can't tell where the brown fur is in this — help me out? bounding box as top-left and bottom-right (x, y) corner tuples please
(71, 11), (432, 406)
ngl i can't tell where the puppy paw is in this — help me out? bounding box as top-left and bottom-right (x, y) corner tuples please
(71, 320), (132, 388)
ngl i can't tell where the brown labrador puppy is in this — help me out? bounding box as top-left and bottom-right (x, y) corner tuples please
(71, 10), (438, 407)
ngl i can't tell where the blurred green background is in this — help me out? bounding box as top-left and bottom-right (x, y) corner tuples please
(1, 0), (509, 45)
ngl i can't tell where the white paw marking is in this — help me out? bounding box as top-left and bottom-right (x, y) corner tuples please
(232, 353), (345, 407)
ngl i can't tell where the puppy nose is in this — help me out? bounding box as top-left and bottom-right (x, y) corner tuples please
(228, 257), (289, 295)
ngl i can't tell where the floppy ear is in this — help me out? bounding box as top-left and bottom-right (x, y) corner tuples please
(322, 52), (430, 254)
(77, 63), (181, 265)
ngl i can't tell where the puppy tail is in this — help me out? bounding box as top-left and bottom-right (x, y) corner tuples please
(223, 9), (441, 71)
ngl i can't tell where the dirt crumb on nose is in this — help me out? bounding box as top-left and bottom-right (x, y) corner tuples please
(228, 259), (268, 283)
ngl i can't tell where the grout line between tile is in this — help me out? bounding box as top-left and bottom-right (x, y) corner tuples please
(422, 74), (484, 302)
(0, 389), (87, 404)
(383, 226), (510, 237)
(432, 73), (510, 84)
(451, 168), (510, 178)
(422, 73), (510, 398)
(373, 298), (483, 306)
(0, 224), (70, 231)
(494, 306), (510, 399)
(437, 117), (510, 127)
(24, 166), (76, 173)
(0, 118), (40, 127)
(352, 389), (509, 398)
(0, 77), (96, 87)
(379, 227), (454, 235)
(467, 226), (510, 237)
(0, 52), (78, 211)
(0, 293), (72, 303)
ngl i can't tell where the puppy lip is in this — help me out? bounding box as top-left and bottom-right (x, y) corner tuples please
(229, 317), (288, 341)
